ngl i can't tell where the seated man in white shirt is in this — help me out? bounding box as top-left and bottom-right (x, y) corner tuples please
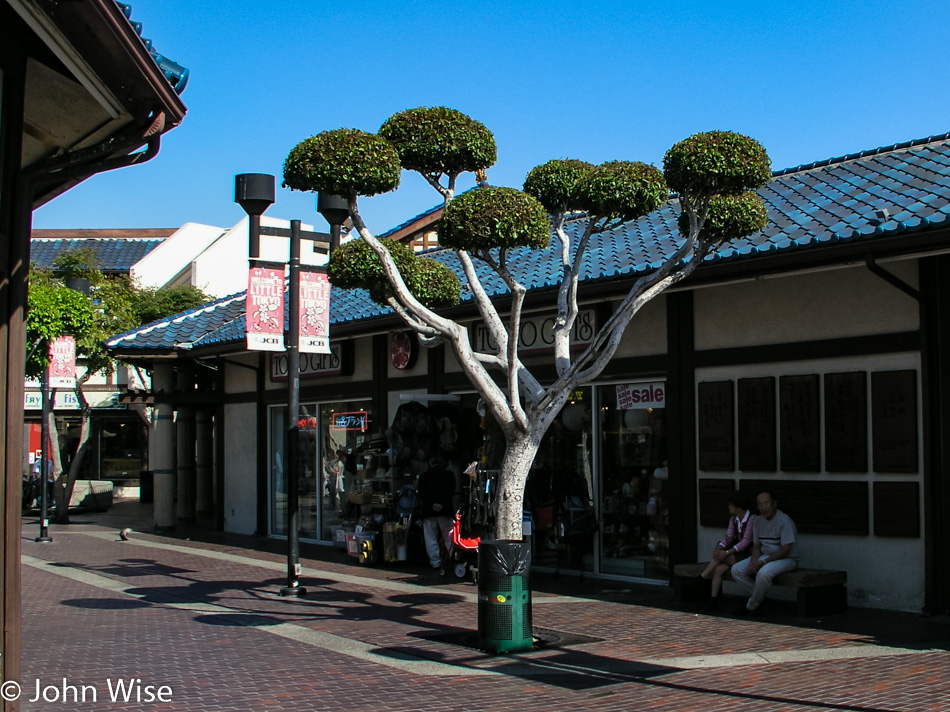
(731, 490), (799, 615)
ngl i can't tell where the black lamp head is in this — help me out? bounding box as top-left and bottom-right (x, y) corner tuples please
(317, 192), (349, 227)
(234, 173), (275, 217)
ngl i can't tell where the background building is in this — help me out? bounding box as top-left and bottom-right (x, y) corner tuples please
(2, 0), (187, 694)
(106, 133), (950, 615)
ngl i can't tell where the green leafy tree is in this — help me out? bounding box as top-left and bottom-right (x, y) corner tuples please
(284, 108), (770, 543)
(27, 251), (211, 523)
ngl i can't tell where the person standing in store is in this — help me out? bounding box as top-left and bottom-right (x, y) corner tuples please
(417, 455), (456, 569)
(324, 450), (344, 509)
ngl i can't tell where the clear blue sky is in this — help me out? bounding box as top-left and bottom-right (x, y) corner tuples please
(34, 0), (950, 235)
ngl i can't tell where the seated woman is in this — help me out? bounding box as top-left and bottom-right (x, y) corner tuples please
(700, 490), (755, 609)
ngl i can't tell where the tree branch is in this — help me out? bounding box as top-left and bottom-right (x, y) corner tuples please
(457, 249), (509, 366)
(348, 196), (516, 432)
(554, 216), (596, 376)
(540, 221), (705, 407)
(424, 174), (450, 201)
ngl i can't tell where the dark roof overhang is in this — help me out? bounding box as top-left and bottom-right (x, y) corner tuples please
(10, 0), (188, 206)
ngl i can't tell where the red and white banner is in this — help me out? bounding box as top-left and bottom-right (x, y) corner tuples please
(246, 266), (285, 351)
(48, 336), (76, 389)
(298, 269), (331, 354)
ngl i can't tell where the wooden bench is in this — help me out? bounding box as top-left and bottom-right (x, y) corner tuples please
(672, 562), (847, 617)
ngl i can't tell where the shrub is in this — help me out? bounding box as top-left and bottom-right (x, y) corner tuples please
(574, 161), (668, 222)
(677, 190), (769, 244)
(523, 159), (594, 214)
(440, 187), (549, 251)
(379, 107), (496, 176)
(283, 129), (400, 197)
(663, 131), (771, 196)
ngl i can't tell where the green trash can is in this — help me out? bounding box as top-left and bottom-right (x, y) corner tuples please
(477, 539), (533, 653)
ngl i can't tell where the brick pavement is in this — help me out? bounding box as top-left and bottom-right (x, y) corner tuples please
(15, 502), (950, 712)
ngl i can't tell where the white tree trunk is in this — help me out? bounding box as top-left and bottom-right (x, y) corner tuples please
(494, 430), (543, 540)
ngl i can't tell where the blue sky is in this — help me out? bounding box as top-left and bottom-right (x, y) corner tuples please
(34, 0), (950, 235)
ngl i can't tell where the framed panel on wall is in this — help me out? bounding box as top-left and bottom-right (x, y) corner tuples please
(741, 478), (869, 536)
(698, 381), (734, 471)
(824, 371), (868, 473)
(873, 481), (920, 537)
(737, 377), (776, 472)
(780, 375), (820, 472)
(871, 370), (919, 473)
(698, 478), (736, 527)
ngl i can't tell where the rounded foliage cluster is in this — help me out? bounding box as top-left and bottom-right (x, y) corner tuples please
(25, 283), (95, 377)
(328, 239), (460, 307)
(439, 187), (550, 251)
(404, 259), (461, 307)
(379, 107), (496, 176)
(677, 191), (769, 244)
(574, 161), (668, 222)
(522, 159), (594, 214)
(328, 238), (416, 290)
(663, 131), (771, 196)
(283, 129), (400, 197)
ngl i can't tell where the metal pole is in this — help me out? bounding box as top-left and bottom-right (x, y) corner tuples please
(36, 365), (52, 542)
(330, 223), (342, 252)
(249, 213), (261, 262)
(280, 220), (306, 596)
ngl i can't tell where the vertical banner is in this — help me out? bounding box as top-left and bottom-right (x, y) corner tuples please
(247, 266), (285, 351)
(48, 336), (76, 388)
(298, 269), (331, 354)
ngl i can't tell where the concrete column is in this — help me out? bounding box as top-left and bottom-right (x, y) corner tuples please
(151, 364), (176, 531)
(195, 410), (213, 518)
(176, 369), (196, 523)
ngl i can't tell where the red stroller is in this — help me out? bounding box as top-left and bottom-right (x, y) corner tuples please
(440, 510), (482, 581)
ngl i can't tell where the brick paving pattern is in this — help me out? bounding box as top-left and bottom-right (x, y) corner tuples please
(16, 503), (950, 711)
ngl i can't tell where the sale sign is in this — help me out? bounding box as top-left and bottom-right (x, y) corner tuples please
(298, 269), (331, 354)
(247, 266), (285, 351)
(48, 336), (76, 389)
(616, 381), (666, 410)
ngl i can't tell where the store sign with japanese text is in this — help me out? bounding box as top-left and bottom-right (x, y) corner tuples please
(331, 411), (369, 432)
(472, 309), (596, 355)
(48, 336), (76, 389)
(246, 266), (285, 351)
(270, 344), (345, 381)
(299, 269), (331, 354)
(298, 416), (319, 431)
(24, 390), (80, 410)
(616, 381), (666, 410)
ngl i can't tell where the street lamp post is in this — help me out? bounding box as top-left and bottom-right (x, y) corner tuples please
(234, 174), (347, 597)
(35, 365), (52, 542)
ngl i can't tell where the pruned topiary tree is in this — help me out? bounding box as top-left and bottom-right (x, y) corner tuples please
(284, 107), (770, 544)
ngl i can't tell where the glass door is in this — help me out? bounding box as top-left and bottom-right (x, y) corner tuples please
(598, 383), (668, 578)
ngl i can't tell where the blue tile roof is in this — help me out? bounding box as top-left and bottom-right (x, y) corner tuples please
(107, 292), (247, 351)
(114, 2), (190, 95)
(31, 238), (165, 272)
(105, 132), (950, 354)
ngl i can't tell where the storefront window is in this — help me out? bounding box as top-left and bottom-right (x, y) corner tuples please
(528, 389), (595, 573)
(269, 406), (287, 536)
(96, 417), (144, 480)
(269, 401), (373, 540)
(598, 382), (668, 577)
(319, 401), (373, 541)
